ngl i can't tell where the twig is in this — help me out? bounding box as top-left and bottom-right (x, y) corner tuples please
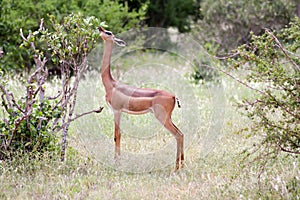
(9, 92), (25, 113)
(265, 29), (300, 71)
(47, 91), (62, 100)
(277, 142), (300, 155)
(69, 107), (104, 122)
(213, 51), (240, 60)
(201, 64), (266, 95)
(6, 108), (33, 150)
(19, 28), (29, 42)
(0, 85), (13, 111)
(39, 18), (44, 31)
(53, 107), (104, 132)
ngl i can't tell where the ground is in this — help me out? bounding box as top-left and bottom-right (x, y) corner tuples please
(0, 52), (299, 199)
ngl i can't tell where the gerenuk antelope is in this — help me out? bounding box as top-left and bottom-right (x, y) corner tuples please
(99, 27), (184, 171)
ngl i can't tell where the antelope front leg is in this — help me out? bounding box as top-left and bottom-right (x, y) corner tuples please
(113, 111), (121, 159)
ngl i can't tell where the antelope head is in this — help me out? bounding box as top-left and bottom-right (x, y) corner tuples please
(98, 26), (126, 47)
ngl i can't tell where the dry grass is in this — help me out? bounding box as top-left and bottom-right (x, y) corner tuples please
(0, 53), (299, 199)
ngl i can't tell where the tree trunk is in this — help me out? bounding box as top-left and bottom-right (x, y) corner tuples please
(297, 0), (300, 18)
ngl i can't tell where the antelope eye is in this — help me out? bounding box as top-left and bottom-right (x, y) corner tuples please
(105, 31), (112, 36)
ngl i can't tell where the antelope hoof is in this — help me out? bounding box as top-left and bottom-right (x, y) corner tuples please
(180, 161), (185, 169)
(173, 164), (180, 173)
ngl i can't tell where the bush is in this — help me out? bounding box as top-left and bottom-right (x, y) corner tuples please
(0, 14), (103, 160)
(0, 0), (146, 73)
(0, 71), (61, 160)
(230, 17), (300, 162)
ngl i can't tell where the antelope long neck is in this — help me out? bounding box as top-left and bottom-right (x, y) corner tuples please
(101, 40), (115, 91)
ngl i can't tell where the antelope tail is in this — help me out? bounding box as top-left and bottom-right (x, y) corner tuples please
(176, 97), (181, 108)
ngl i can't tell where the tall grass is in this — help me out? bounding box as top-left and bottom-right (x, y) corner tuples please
(0, 52), (299, 199)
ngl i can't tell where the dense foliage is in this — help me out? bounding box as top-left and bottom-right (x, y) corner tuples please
(144, 0), (202, 32)
(0, 0), (146, 72)
(120, 0), (202, 32)
(0, 76), (61, 159)
(230, 17), (300, 159)
(0, 54), (61, 159)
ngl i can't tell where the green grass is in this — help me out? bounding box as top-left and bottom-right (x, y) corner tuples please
(0, 52), (299, 199)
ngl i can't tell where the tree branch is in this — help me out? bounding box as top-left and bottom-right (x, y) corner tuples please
(69, 107), (104, 122)
(0, 84), (13, 112)
(201, 64), (266, 95)
(277, 143), (300, 155)
(265, 29), (300, 71)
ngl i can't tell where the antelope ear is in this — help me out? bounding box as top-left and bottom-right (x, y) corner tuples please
(114, 37), (126, 47)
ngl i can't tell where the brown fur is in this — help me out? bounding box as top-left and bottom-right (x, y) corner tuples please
(99, 27), (184, 171)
